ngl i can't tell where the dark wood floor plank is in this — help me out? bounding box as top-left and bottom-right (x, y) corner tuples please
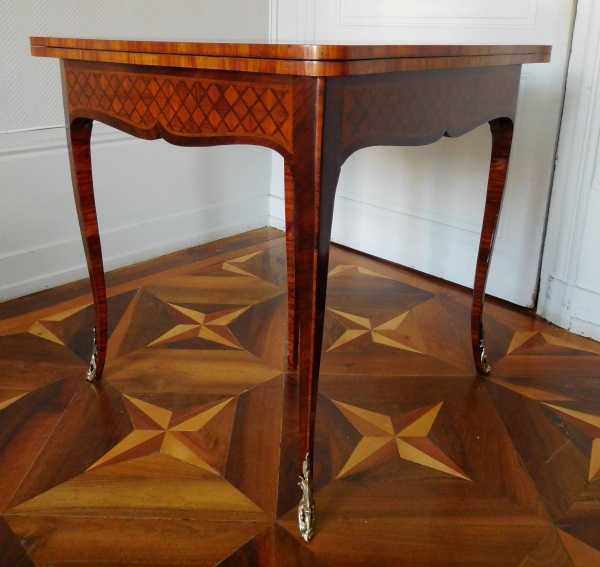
(0, 378), (80, 513)
(485, 380), (591, 522)
(7, 379), (132, 510)
(7, 453), (267, 521)
(278, 517), (553, 567)
(5, 515), (268, 567)
(557, 528), (600, 567)
(446, 379), (549, 519)
(230, 294), (288, 371)
(217, 523), (328, 566)
(225, 376), (285, 517)
(0, 516), (34, 567)
(518, 527), (574, 567)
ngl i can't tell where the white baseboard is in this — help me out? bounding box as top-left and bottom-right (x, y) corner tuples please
(269, 216), (286, 231)
(538, 277), (600, 342)
(0, 124), (273, 302)
(269, 192), (483, 287)
(0, 198), (270, 302)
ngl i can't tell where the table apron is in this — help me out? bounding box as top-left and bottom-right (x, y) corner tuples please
(62, 60), (296, 156)
(336, 65), (521, 162)
(63, 61), (521, 161)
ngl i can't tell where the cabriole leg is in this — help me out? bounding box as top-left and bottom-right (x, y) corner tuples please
(471, 118), (514, 375)
(67, 118), (107, 382)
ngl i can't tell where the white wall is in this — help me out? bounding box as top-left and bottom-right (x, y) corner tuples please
(538, 0), (600, 342)
(270, 0), (575, 308)
(4, 0), (598, 342)
(0, 0), (272, 302)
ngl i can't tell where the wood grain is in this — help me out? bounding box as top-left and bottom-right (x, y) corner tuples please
(29, 38), (554, 548)
(217, 523), (328, 566)
(339, 65), (520, 158)
(5, 515), (268, 567)
(64, 102), (107, 381)
(472, 118), (514, 374)
(7, 380), (132, 511)
(2, 231), (600, 565)
(284, 161), (299, 369)
(290, 75), (341, 464)
(65, 61), (294, 153)
(32, 47), (551, 78)
(0, 379), (80, 513)
(30, 38), (551, 61)
(0, 516), (34, 567)
(224, 376), (284, 518)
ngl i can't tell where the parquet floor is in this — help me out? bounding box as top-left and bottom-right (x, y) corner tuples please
(1, 228), (599, 567)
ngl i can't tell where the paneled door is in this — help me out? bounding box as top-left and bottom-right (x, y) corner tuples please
(271, 0), (575, 306)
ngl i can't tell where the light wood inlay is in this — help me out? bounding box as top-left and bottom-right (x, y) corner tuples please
(65, 66), (293, 150)
(1, 231), (600, 565)
(26, 35), (558, 550)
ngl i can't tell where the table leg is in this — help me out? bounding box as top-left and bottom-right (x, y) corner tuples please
(471, 118), (514, 374)
(67, 118), (107, 382)
(284, 160), (300, 370)
(289, 78), (344, 542)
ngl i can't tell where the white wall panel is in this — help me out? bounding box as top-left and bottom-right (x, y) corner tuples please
(271, 0), (574, 308)
(0, 0), (271, 133)
(339, 0), (537, 28)
(0, 0), (272, 302)
(578, 187), (600, 293)
(538, 0), (600, 341)
(269, 152), (286, 230)
(0, 125), (271, 301)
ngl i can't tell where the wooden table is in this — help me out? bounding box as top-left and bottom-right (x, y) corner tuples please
(31, 37), (550, 542)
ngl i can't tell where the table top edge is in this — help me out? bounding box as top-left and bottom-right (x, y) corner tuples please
(30, 37), (552, 62)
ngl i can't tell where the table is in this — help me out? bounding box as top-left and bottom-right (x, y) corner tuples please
(31, 38), (550, 542)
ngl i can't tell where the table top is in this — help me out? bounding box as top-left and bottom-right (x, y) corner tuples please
(31, 37), (551, 77)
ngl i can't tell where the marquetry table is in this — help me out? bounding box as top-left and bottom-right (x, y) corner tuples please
(31, 37), (550, 542)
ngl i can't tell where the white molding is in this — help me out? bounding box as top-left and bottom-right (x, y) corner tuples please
(0, 123), (134, 157)
(570, 316), (600, 342)
(269, 0), (277, 41)
(272, 0), (576, 309)
(270, 0), (317, 43)
(542, 277), (600, 341)
(305, 0), (317, 42)
(337, 0), (538, 29)
(0, 197), (269, 302)
(270, 192), (482, 242)
(0, 0), (275, 304)
(0, 122), (272, 302)
(332, 194), (480, 246)
(336, 193), (482, 237)
(538, 0), (600, 341)
(270, 191), (484, 281)
(269, 216), (286, 231)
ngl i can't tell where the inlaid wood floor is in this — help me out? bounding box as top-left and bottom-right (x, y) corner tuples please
(1, 228), (599, 566)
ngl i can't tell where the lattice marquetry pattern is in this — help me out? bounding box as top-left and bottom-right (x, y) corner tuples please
(342, 70), (515, 150)
(66, 69), (293, 149)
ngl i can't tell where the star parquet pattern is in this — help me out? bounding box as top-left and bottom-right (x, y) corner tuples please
(1, 228), (599, 566)
(332, 400), (471, 481)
